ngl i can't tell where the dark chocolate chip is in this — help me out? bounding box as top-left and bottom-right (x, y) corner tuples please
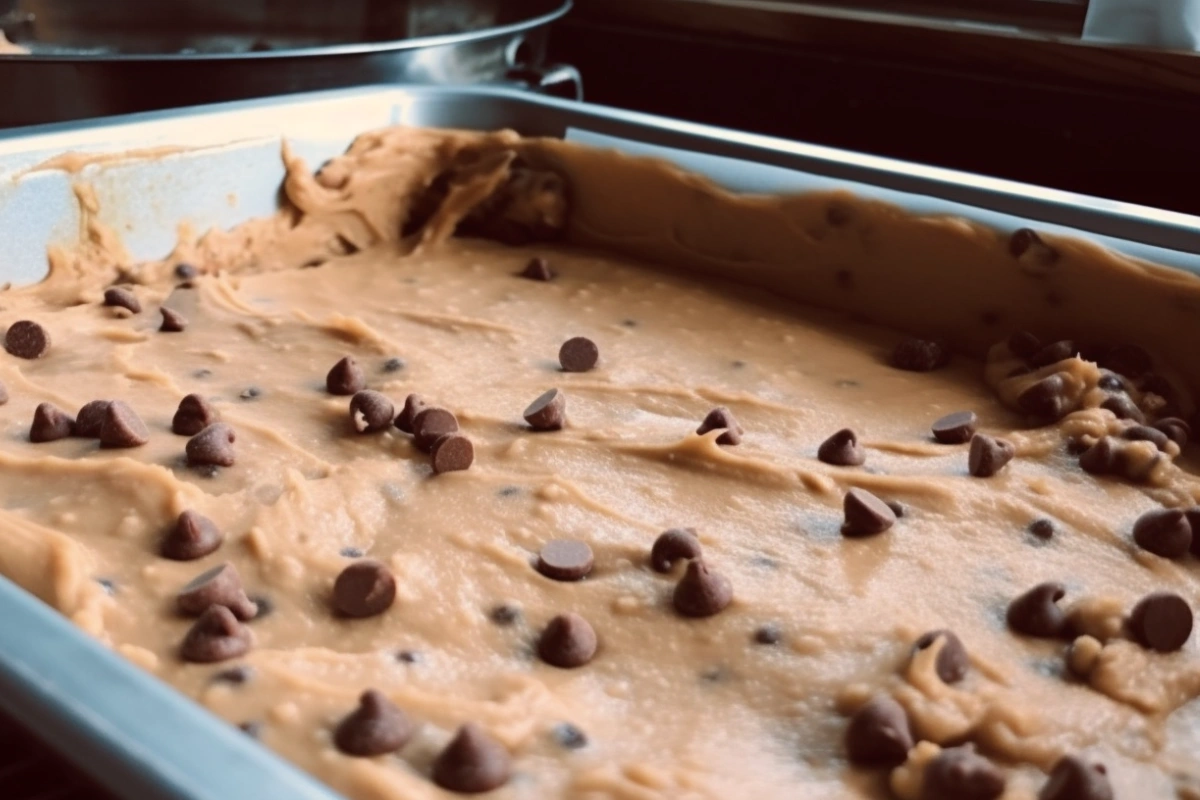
(754, 624), (782, 645)
(1098, 343), (1151, 380)
(180, 605), (252, 663)
(845, 694), (913, 766)
(1096, 372), (1126, 392)
(332, 559), (396, 618)
(890, 337), (949, 372)
(841, 488), (896, 537)
(1129, 591), (1193, 652)
(340, 547), (363, 558)
(968, 433), (1015, 477)
(1030, 340), (1076, 368)
(696, 406), (743, 445)
(1153, 417), (1191, 448)
(931, 411), (978, 444)
(1132, 508), (1192, 559)
(431, 433), (474, 474)
(1100, 394), (1144, 423)
(1017, 375), (1069, 421)
(177, 562), (257, 621)
(412, 407), (459, 453)
(396, 650), (421, 664)
(1029, 518), (1056, 540)
(99, 400), (149, 448)
(175, 263), (198, 279)
(537, 540), (594, 581)
(103, 287), (142, 314)
(886, 500), (905, 518)
(239, 387), (261, 401)
(651, 528), (702, 573)
(161, 510), (223, 560)
(1123, 425), (1170, 452)
(1007, 331), (1041, 359)
(817, 428), (866, 466)
(381, 357), (405, 373)
(394, 393), (428, 434)
(29, 402), (74, 442)
(186, 422), (236, 467)
(326, 356), (366, 396)
(173, 394), (218, 436)
(333, 690), (416, 757)
(350, 390), (394, 434)
(538, 612), (598, 668)
(1078, 437), (1117, 475)
(1007, 582), (1068, 638)
(914, 629), (969, 683)
(212, 666), (252, 685)
(489, 603), (521, 626)
(432, 723), (512, 794)
(559, 336), (599, 372)
(520, 256), (554, 281)
(924, 745), (1006, 800)
(239, 721), (262, 738)
(4, 320), (50, 359)
(1038, 755), (1113, 800)
(524, 388), (566, 431)
(552, 722), (588, 750)
(159, 307), (187, 332)
(673, 559), (733, 618)
(75, 400), (112, 438)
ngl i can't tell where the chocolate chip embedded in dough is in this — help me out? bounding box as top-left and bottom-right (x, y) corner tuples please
(1132, 508), (1192, 559)
(173, 393), (218, 436)
(1007, 331), (1042, 359)
(520, 256), (554, 281)
(333, 559), (396, 618)
(1038, 755), (1114, 800)
(103, 286), (142, 314)
(890, 337), (950, 372)
(1154, 417), (1191, 448)
(931, 411), (978, 444)
(432, 723), (512, 794)
(1129, 591), (1193, 652)
(1017, 375), (1069, 421)
(29, 402), (74, 442)
(176, 562), (258, 621)
(349, 390), (394, 434)
(186, 422), (236, 467)
(333, 690), (416, 757)
(538, 612), (598, 668)
(5, 320), (50, 359)
(180, 605), (252, 663)
(394, 393), (428, 434)
(524, 388), (566, 431)
(212, 666), (252, 685)
(75, 400), (112, 438)
(841, 487), (896, 537)
(559, 336), (599, 372)
(1029, 340), (1077, 368)
(1006, 582), (1068, 638)
(1098, 343), (1152, 380)
(161, 510), (223, 560)
(1100, 394), (1144, 423)
(1029, 518), (1056, 540)
(159, 307), (187, 332)
(430, 433), (474, 474)
(1078, 437), (1117, 475)
(844, 694), (913, 766)
(99, 400), (149, 448)
(412, 407), (459, 453)
(650, 528), (702, 573)
(914, 629), (969, 683)
(673, 559), (733, 618)
(817, 428), (866, 466)
(537, 540), (594, 581)
(489, 603), (521, 626)
(696, 406), (743, 446)
(1123, 425), (1170, 452)
(326, 356), (366, 396)
(924, 745), (1006, 800)
(968, 433), (1015, 478)
(381, 357), (405, 373)
(754, 623), (783, 645)
(175, 263), (198, 280)
(552, 722), (588, 750)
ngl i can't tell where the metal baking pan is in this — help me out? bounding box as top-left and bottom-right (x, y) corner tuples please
(0, 85), (1198, 800)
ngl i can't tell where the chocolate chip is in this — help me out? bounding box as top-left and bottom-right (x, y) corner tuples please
(524, 388), (566, 431)
(1029, 518), (1056, 540)
(326, 356), (366, 395)
(673, 559), (733, 618)
(1007, 331), (1042, 359)
(177, 562), (257, 621)
(333, 690), (416, 757)
(75, 400), (111, 438)
(99, 400), (149, 448)
(1098, 343), (1151, 380)
(968, 433), (1015, 477)
(552, 722), (588, 749)
(180, 605), (252, 663)
(498, 486), (520, 497)
(1038, 755), (1113, 800)
(5, 320), (50, 359)
(914, 629), (969, 683)
(651, 528), (702, 572)
(559, 336), (599, 372)
(175, 263), (198, 279)
(1132, 508), (1192, 558)
(1096, 372), (1126, 392)
(394, 393), (428, 434)
(890, 337), (950, 372)
(186, 423), (236, 467)
(924, 745), (1006, 800)
(1007, 582), (1068, 638)
(538, 612), (598, 668)
(520, 256), (554, 281)
(489, 603), (521, 626)
(696, 406), (743, 445)
(340, 547), (363, 558)
(333, 559), (396, 618)
(432, 723), (512, 794)
(754, 624), (782, 645)
(412, 407), (459, 453)
(381, 357), (405, 373)
(29, 402), (74, 442)
(103, 287), (141, 314)
(1100, 394), (1144, 423)
(396, 650), (420, 664)
(212, 666), (252, 685)
(349, 390), (394, 434)
(841, 488), (896, 537)
(1017, 375), (1069, 420)
(1129, 591), (1193, 652)
(159, 307), (187, 332)
(173, 394), (218, 436)
(161, 510), (223, 560)
(1030, 340), (1076, 368)
(537, 540), (594, 582)
(431, 433), (474, 474)
(1124, 425), (1170, 451)
(845, 694), (913, 766)
(1078, 437), (1117, 475)
(817, 428), (866, 466)
(1154, 417), (1191, 448)
(931, 411), (978, 444)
